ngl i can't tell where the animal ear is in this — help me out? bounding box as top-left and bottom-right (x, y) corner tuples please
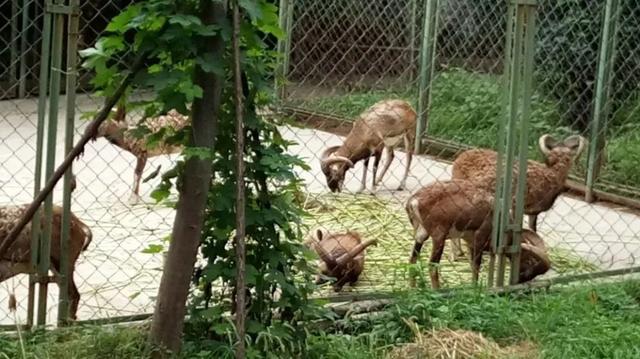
(563, 135), (586, 156)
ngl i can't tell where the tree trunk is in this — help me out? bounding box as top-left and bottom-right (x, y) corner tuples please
(148, 1), (225, 356)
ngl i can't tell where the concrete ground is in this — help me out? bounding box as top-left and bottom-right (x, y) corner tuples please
(1, 94), (639, 326)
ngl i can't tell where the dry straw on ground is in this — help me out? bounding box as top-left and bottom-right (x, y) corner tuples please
(302, 193), (598, 293)
(386, 321), (538, 359)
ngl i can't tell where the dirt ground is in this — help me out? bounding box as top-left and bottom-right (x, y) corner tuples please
(1, 94), (639, 326)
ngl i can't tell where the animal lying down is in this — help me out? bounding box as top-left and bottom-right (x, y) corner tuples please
(304, 228), (377, 291)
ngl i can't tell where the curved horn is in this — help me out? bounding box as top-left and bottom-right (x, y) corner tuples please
(520, 243), (551, 282)
(315, 244), (338, 270)
(564, 135), (587, 157)
(322, 156), (354, 169)
(334, 238), (377, 269)
(320, 145), (341, 173)
(538, 134), (556, 157)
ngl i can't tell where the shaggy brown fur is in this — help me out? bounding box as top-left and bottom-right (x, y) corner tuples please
(405, 180), (551, 289)
(304, 228), (377, 291)
(0, 205), (92, 320)
(405, 180), (495, 289)
(94, 105), (188, 203)
(448, 134), (586, 260)
(320, 99), (417, 193)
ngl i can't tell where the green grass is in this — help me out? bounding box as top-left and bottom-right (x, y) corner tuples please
(5, 280), (640, 358)
(288, 68), (640, 192)
(301, 193), (597, 295)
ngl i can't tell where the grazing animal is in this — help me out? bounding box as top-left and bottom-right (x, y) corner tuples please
(93, 105), (188, 203)
(320, 99), (416, 193)
(405, 180), (551, 289)
(0, 205), (92, 320)
(304, 228), (377, 291)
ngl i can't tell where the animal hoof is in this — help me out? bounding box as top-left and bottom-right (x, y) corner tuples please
(128, 194), (141, 205)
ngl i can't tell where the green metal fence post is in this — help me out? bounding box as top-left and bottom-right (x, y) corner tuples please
(19, 0), (32, 98)
(415, 0), (439, 153)
(496, 4), (525, 288)
(28, 0), (54, 328)
(491, 0), (538, 288)
(408, 0), (418, 81)
(10, 0), (19, 98)
(489, 1), (515, 288)
(585, 0), (620, 203)
(276, 0), (292, 101)
(58, 0), (80, 326)
(283, 0), (294, 84)
(37, 0), (66, 326)
(509, 3), (537, 286)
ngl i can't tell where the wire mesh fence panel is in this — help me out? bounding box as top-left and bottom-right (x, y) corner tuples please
(277, 0), (640, 295)
(1, 0), (640, 327)
(0, 0), (177, 326)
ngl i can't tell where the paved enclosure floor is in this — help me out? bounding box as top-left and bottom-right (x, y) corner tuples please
(1, 94), (639, 326)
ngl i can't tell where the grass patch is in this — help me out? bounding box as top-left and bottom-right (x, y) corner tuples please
(287, 68), (640, 192)
(301, 192), (596, 294)
(5, 280), (640, 358)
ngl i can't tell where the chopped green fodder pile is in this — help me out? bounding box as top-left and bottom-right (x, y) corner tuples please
(301, 193), (597, 294)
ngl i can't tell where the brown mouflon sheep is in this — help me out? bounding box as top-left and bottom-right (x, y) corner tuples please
(405, 180), (551, 289)
(447, 134), (586, 260)
(93, 104), (188, 203)
(320, 99), (416, 193)
(304, 228), (377, 291)
(0, 204), (92, 320)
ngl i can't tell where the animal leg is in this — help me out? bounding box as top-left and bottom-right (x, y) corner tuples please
(429, 234), (446, 290)
(371, 150), (382, 192)
(528, 214), (538, 232)
(409, 226), (429, 264)
(129, 154), (147, 204)
(448, 238), (465, 262)
(409, 225), (429, 288)
(398, 133), (414, 191)
(469, 242), (484, 286)
(375, 146), (394, 186)
(68, 271), (81, 321)
(357, 157), (370, 193)
(51, 259), (80, 321)
(333, 276), (350, 292)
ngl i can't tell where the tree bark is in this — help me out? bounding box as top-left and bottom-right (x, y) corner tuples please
(148, 1), (225, 356)
(231, 1), (247, 358)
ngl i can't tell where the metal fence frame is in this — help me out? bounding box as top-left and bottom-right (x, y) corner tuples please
(1, 0), (640, 331)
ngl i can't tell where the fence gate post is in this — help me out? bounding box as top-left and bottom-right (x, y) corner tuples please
(415, 0), (439, 153)
(29, 0), (80, 328)
(585, 0), (620, 203)
(58, 0), (80, 326)
(489, 0), (538, 288)
(276, 0), (294, 101)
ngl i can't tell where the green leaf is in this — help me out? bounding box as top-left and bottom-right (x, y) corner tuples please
(168, 14), (202, 28)
(196, 53), (226, 76)
(183, 147), (212, 160)
(239, 0), (262, 21)
(142, 244), (165, 254)
(105, 5), (142, 33)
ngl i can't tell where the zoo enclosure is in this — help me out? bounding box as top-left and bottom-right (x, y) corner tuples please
(0, 0), (639, 331)
(274, 0), (640, 300)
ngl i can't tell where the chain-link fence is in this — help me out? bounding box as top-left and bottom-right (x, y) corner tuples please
(277, 0), (640, 293)
(1, 0), (640, 328)
(0, 0), (174, 327)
